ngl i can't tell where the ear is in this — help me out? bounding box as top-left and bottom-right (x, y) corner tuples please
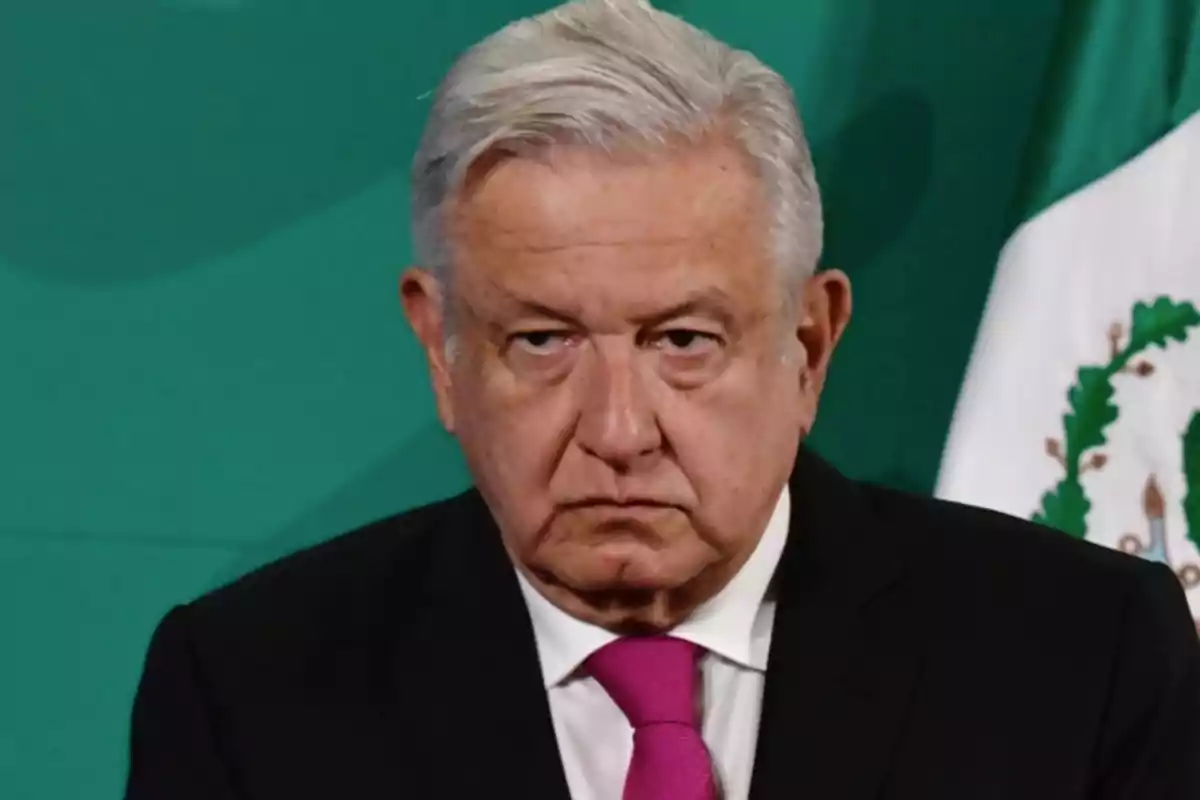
(399, 267), (457, 434)
(794, 268), (852, 429)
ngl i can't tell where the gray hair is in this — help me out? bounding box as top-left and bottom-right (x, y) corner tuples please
(411, 0), (822, 294)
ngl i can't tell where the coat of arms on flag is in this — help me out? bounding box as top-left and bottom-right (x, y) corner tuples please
(1033, 297), (1200, 631)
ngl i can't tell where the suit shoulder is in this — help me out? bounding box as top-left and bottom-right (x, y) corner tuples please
(872, 483), (1150, 574)
(184, 489), (469, 635)
(864, 484), (1161, 620)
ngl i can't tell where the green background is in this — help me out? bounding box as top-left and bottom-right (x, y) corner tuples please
(0, 1), (1066, 796)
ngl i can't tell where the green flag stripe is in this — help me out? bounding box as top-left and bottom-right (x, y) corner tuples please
(1012, 0), (1200, 223)
(1175, 7), (1200, 123)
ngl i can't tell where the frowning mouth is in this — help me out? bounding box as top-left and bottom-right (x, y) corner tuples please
(559, 498), (683, 511)
(543, 500), (686, 547)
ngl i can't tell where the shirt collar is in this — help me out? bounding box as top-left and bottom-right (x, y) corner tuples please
(516, 485), (791, 688)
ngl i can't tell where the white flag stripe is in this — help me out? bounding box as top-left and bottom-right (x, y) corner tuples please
(937, 110), (1200, 618)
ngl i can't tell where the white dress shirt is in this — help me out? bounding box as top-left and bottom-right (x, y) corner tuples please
(515, 486), (791, 800)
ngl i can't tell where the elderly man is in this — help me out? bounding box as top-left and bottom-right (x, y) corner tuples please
(125, 1), (1200, 798)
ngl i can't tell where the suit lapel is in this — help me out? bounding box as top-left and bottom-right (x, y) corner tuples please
(399, 489), (572, 799)
(749, 450), (925, 800)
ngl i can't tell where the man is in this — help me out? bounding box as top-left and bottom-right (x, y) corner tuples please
(124, 1), (1200, 798)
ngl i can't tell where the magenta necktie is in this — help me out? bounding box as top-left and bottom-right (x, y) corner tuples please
(586, 636), (716, 800)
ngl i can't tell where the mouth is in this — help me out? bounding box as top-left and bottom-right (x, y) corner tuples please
(561, 498), (682, 511)
(560, 502), (682, 524)
(556, 500), (683, 533)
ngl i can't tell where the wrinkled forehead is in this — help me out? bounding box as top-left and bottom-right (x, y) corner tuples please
(444, 142), (780, 316)
(454, 141), (762, 235)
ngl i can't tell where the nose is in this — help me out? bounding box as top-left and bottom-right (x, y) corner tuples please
(575, 343), (662, 468)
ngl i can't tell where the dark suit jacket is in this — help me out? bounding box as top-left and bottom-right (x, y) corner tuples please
(125, 449), (1200, 799)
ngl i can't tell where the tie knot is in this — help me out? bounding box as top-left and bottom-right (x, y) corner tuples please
(585, 636), (701, 728)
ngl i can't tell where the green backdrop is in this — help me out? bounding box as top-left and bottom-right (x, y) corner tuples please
(0, 1), (1066, 796)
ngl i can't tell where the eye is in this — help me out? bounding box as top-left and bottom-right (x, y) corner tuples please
(509, 330), (573, 354)
(652, 329), (721, 354)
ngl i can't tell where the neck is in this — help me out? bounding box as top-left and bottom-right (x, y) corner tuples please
(520, 534), (761, 633)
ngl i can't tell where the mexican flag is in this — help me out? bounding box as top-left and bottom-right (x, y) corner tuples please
(935, 0), (1200, 627)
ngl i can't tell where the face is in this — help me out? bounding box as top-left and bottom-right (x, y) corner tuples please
(403, 138), (850, 630)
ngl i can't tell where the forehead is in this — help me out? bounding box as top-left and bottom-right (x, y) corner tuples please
(446, 140), (776, 314)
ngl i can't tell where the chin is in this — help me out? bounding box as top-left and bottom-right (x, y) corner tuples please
(553, 549), (706, 594)
(530, 555), (717, 632)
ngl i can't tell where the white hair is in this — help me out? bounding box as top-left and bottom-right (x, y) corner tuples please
(412, 0), (822, 300)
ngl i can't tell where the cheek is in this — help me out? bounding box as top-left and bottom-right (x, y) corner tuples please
(659, 399), (760, 486)
(451, 395), (567, 555)
(660, 369), (802, 486)
(451, 374), (576, 487)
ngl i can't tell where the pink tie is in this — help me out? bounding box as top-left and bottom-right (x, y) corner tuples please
(586, 636), (716, 800)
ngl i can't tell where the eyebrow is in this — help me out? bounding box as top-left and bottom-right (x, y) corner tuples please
(633, 287), (737, 328)
(491, 285), (737, 328)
